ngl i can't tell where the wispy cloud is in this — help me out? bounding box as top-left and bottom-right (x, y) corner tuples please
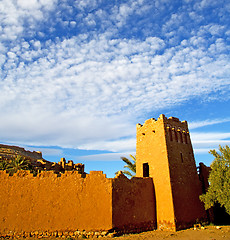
(189, 118), (230, 129)
(78, 138), (136, 152)
(0, 0), (230, 153)
(78, 152), (135, 161)
(191, 132), (230, 141)
(191, 131), (230, 155)
(0, 0), (57, 40)
(1, 32), (229, 149)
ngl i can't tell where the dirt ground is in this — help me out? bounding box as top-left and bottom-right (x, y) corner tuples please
(110, 226), (230, 240)
(3, 226), (229, 240)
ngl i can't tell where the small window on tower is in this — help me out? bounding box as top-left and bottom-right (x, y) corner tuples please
(169, 129), (173, 141)
(174, 130), (178, 142)
(143, 163), (149, 177)
(180, 152), (184, 163)
(184, 133), (188, 144)
(179, 131), (183, 143)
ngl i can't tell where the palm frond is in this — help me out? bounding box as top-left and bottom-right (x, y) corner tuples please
(0, 158), (10, 170)
(122, 170), (133, 177)
(119, 154), (136, 177)
(6, 155), (34, 174)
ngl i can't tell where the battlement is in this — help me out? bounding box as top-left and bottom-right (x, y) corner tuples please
(137, 114), (188, 129)
(136, 114), (189, 145)
(0, 169), (155, 235)
(0, 169), (86, 179)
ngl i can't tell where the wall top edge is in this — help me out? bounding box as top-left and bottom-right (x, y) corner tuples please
(136, 114), (188, 128)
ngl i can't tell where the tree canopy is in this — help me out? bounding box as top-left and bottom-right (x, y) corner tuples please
(0, 155), (34, 175)
(200, 145), (230, 215)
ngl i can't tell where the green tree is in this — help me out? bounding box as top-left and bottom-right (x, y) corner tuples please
(0, 157), (9, 170)
(117, 154), (136, 177)
(7, 155), (33, 175)
(200, 145), (230, 215)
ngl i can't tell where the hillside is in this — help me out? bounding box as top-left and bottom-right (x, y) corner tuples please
(0, 144), (84, 174)
(0, 144), (44, 162)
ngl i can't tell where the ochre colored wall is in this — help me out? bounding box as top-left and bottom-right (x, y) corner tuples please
(112, 173), (156, 231)
(136, 115), (176, 230)
(0, 170), (113, 234)
(164, 117), (207, 229)
(0, 170), (158, 235)
(136, 114), (207, 230)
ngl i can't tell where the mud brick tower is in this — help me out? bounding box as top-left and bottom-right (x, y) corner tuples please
(136, 114), (207, 230)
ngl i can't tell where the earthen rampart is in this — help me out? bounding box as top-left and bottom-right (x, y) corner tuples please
(0, 170), (113, 234)
(113, 172), (156, 231)
(0, 170), (156, 236)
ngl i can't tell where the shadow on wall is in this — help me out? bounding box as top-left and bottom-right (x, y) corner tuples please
(113, 172), (157, 231)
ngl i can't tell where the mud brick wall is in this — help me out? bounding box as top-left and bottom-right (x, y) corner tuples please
(112, 174), (156, 231)
(0, 170), (113, 234)
(0, 170), (156, 236)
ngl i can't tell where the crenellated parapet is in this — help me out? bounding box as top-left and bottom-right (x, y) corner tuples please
(0, 169), (86, 179)
(136, 114), (191, 146)
(0, 169), (156, 235)
(166, 125), (190, 144)
(164, 116), (190, 145)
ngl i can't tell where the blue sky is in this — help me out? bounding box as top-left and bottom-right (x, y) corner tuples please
(0, 0), (230, 177)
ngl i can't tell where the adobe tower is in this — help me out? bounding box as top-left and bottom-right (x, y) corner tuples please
(136, 114), (207, 230)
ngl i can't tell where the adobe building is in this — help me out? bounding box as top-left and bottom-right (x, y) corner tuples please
(136, 114), (207, 230)
(0, 115), (209, 237)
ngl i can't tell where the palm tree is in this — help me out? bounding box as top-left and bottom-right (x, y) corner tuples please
(7, 155), (33, 175)
(0, 157), (9, 170)
(117, 154), (136, 177)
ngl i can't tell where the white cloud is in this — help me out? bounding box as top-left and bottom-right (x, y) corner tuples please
(78, 152), (135, 161)
(24, 146), (64, 157)
(70, 21), (76, 27)
(195, 0), (220, 10)
(3, 31), (229, 150)
(189, 118), (230, 129)
(17, 0), (40, 10)
(191, 132), (230, 142)
(78, 138), (136, 152)
(191, 131), (230, 155)
(0, 0), (57, 40)
(0, 0), (230, 153)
